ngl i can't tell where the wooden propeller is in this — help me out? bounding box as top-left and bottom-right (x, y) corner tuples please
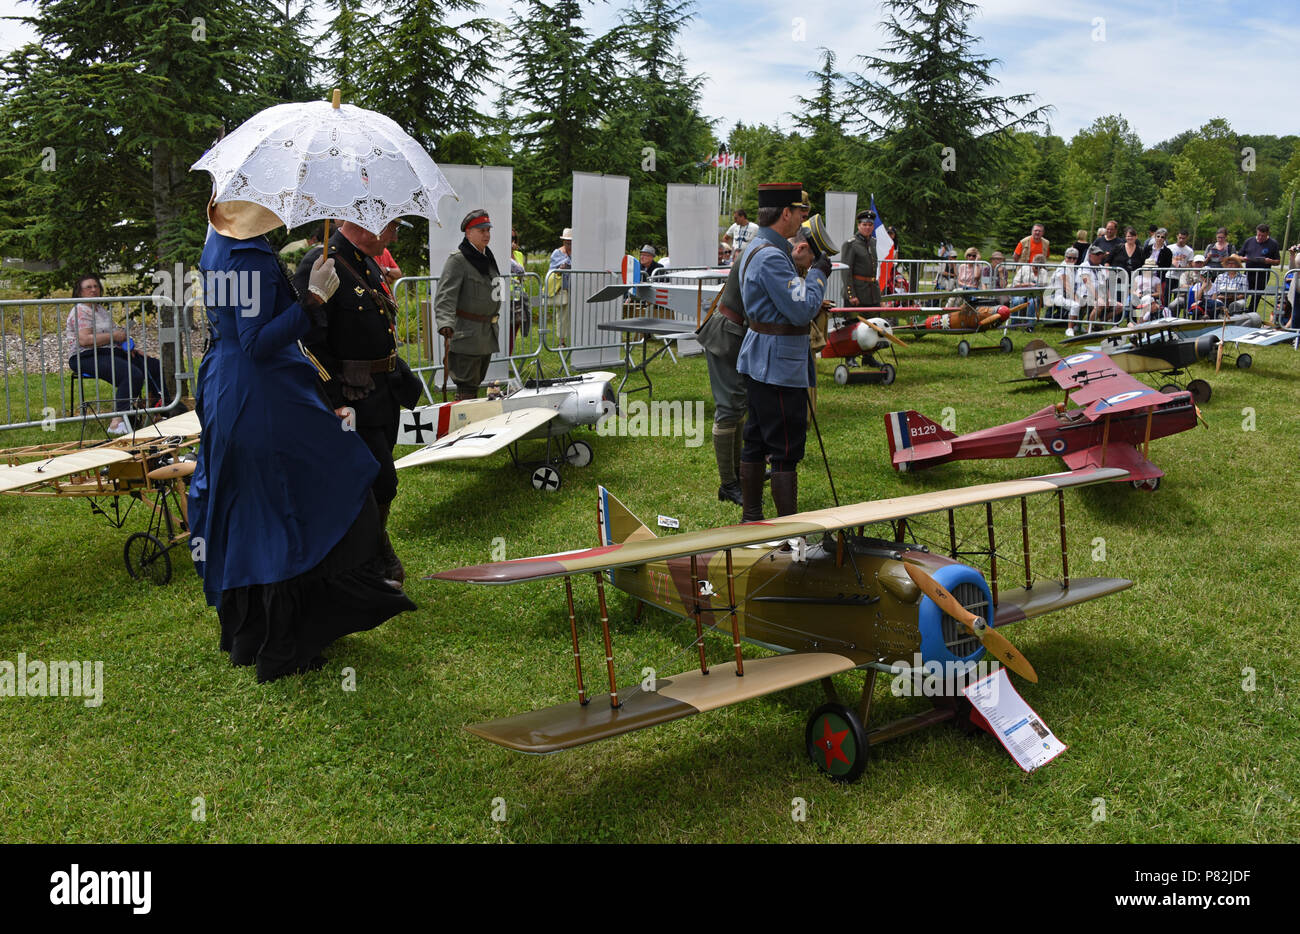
(860, 316), (907, 347)
(902, 560), (1039, 683)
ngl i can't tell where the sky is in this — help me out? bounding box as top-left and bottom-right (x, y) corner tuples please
(0, 0), (1296, 148)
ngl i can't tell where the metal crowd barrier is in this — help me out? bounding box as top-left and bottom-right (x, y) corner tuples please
(1, 293), (192, 432)
(540, 267), (636, 371)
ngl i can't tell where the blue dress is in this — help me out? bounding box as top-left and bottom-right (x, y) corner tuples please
(189, 229), (414, 680)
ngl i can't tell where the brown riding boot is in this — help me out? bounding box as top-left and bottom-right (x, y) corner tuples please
(375, 500), (405, 586)
(739, 460), (766, 523)
(770, 470), (798, 517)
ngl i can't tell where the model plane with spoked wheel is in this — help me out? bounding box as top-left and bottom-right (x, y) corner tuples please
(394, 371), (616, 491)
(888, 350), (1204, 492)
(430, 469), (1132, 782)
(871, 285), (1045, 356)
(0, 410), (200, 583)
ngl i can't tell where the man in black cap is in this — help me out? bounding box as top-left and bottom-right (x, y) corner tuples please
(295, 219), (423, 585)
(735, 183), (830, 521)
(840, 209), (880, 309)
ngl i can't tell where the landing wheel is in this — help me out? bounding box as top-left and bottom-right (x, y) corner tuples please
(805, 703), (869, 783)
(833, 364), (850, 386)
(1236, 353), (1253, 370)
(1187, 378), (1212, 405)
(1131, 476), (1161, 492)
(564, 440), (593, 467)
(999, 336), (1013, 353)
(1160, 383), (1181, 394)
(124, 532), (172, 585)
(531, 465), (562, 492)
(880, 363), (896, 386)
(957, 340), (971, 358)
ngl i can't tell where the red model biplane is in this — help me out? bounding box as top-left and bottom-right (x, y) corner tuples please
(887, 351), (1202, 491)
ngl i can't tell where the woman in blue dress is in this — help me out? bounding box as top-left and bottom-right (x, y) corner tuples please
(189, 201), (414, 682)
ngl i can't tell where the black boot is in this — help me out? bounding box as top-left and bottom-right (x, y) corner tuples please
(770, 470), (798, 517)
(739, 460), (765, 523)
(714, 425), (742, 505)
(375, 500), (405, 586)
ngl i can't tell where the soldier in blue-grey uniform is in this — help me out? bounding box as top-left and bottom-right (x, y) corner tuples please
(736, 182), (831, 521)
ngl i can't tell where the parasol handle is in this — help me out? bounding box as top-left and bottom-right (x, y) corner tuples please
(323, 219), (330, 260)
(331, 88), (341, 109)
(323, 89), (341, 257)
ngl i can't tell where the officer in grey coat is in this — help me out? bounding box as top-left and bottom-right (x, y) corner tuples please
(841, 209), (880, 308)
(736, 182), (830, 521)
(435, 209), (501, 400)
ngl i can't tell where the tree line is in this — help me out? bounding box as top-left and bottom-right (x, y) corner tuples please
(1, 0), (1296, 295)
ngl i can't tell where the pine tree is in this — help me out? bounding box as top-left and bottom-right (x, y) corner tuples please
(841, 0), (1047, 249)
(322, 0), (382, 104)
(996, 143), (1068, 251)
(0, 1), (309, 291)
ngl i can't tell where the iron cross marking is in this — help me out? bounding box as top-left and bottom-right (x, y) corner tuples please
(405, 411), (435, 443)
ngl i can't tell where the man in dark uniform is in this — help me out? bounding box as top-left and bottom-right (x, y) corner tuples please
(841, 209), (880, 309)
(294, 219), (420, 585)
(736, 182), (830, 521)
(697, 195), (811, 506)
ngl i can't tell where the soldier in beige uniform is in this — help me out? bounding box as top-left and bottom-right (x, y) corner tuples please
(436, 209), (502, 400)
(840, 209), (880, 308)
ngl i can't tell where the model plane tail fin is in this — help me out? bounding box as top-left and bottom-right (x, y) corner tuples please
(885, 411), (955, 470)
(598, 487), (656, 547)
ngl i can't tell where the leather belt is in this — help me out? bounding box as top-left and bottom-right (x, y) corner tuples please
(747, 320), (810, 337)
(342, 353), (397, 373)
(852, 274), (877, 281)
(457, 310), (498, 323)
(719, 304), (745, 325)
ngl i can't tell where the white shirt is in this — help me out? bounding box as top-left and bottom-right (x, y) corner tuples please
(726, 221), (759, 253)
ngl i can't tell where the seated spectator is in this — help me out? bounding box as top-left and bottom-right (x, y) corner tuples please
(1167, 254), (1211, 318)
(1012, 254), (1051, 319)
(1050, 247), (1081, 330)
(65, 273), (164, 435)
(934, 239), (958, 291)
(988, 250), (1008, 288)
(956, 247), (982, 288)
(1167, 231), (1192, 304)
(1203, 254), (1249, 317)
(639, 244), (663, 279)
(1133, 258), (1167, 322)
(1075, 245), (1115, 331)
(718, 241), (733, 266)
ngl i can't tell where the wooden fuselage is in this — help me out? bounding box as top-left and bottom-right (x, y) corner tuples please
(610, 538), (968, 662)
(1104, 333), (1217, 374)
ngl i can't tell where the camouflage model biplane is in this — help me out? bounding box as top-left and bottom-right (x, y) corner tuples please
(889, 351), (1203, 492)
(875, 285), (1046, 356)
(0, 410), (200, 583)
(432, 469), (1132, 782)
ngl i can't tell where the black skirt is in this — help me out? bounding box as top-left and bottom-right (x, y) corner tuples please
(216, 493), (416, 682)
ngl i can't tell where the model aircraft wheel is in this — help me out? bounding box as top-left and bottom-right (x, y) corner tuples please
(999, 336), (1013, 354)
(531, 465), (562, 492)
(124, 532), (172, 585)
(805, 703), (869, 784)
(1131, 477), (1161, 492)
(833, 364), (850, 386)
(957, 340), (970, 358)
(1236, 353), (1252, 370)
(564, 440), (593, 467)
(1187, 378), (1212, 405)
(1160, 383), (1181, 395)
(880, 363), (896, 386)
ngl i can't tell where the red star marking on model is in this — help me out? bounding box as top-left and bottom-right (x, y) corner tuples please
(818, 717), (850, 770)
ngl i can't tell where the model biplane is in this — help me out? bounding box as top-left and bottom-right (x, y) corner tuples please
(819, 315), (907, 385)
(431, 469), (1132, 782)
(0, 410), (200, 583)
(1053, 314), (1260, 403)
(888, 351), (1202, 491)
(394, 372), (616, 491)
(873, 285), (1045, 356)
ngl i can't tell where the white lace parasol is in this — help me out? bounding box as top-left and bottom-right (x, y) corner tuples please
(192, 100), (457, 234)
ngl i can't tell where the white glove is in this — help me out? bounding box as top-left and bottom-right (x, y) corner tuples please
(308, 256), (339, 301)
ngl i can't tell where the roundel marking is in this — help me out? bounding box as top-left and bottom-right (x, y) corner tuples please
(1102, 390), (1146, 405)
(1064, 352), (1097, 365)
(1050, 439), (1066, 453)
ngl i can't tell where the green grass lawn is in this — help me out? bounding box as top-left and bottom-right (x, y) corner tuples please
(2, 325), (1297, 843)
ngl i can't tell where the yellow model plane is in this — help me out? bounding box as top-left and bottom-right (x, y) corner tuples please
(0, 410), (200, 583)
(432, 468), (1133, 782)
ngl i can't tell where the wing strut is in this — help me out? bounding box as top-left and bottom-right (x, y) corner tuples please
(689, 555), (710, 676)
(563, 576), (589, 706)
(725, 549), (744, 677)
(985, 501), (999, 606)
(593, 572), (621, 709)
(1058, 490), (1070, 589)
(1021, 496), (1032, 590)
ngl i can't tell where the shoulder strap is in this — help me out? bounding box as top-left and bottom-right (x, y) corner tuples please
(739, 239), (775, 281)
